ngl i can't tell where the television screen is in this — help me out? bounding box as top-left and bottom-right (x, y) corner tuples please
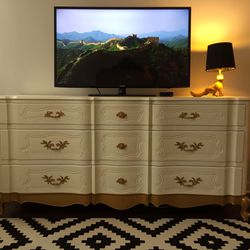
(54, 7), (191, 89)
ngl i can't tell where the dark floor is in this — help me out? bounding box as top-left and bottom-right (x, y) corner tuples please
(3, 202), (242, 219)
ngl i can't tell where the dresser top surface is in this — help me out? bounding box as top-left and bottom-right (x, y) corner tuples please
(0, 95), (250, 101)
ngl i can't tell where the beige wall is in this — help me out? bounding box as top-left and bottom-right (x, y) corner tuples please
(0, 0), (250, 191)
(0, 0), (250, 96)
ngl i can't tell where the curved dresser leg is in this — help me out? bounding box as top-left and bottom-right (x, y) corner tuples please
(240, 196), (250, 221)
(0, 202), (3, 217)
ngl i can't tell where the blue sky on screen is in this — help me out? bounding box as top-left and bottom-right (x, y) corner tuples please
(56, 9), (189, 36)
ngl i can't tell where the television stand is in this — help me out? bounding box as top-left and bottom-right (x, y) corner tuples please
(0, 96), (249, 220)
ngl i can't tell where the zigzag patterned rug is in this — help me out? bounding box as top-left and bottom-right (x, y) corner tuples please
(0, 218), (249, 250)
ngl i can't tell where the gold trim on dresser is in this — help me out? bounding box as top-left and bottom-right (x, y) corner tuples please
(93, 194), (149, 209)
(150, 194), (244, 208)
(42, 175), (70, 186)
(116, 178), (127, 185)
(116, 143), (127, 150)
(0, 193), (92, 213)
(175, 142), (204, 152)
(174, 176), (202, 187)
(179, 112), (200, 119)
(116, 111), (127, 119)
(41, 140), (69, 151)
(0, 193), (247, 216)
(44, 111), (65, 118)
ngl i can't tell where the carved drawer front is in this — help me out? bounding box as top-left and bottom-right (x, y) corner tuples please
(95, 102), (149, 125)
(0, 165), (10, 192)
(95, 166), (148, 194)
(8, 101), (91, 125)
(95, 130), (148, 161)
(152, 104), (246, 126)
(151, 166), (243, 195)
(11, 165), (92, 194)
(10, 130), (91, 160)
(152, 131), (244, 163)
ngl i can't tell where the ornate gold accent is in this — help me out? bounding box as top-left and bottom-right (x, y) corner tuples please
(240, 196), (250, 221)
(179, 112), (200, 119)
(44, 111), (65, 118)
(174, 176), (202, 187)
(42, 175), (70, 186)
(116, 143), (127, 150)
(116, 178), (127, 185)
(175, 142), (204, 152)
(190, 79), (223, 97)
(1, 193), (244, 211)
(116, 111), (127, 119)
(41, 140), (69, 151)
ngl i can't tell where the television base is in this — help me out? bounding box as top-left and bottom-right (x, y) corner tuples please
(118, 85), (127, 96)
(88, 94), (156, 97)
(160, 91), (174, 97)
(88, 85), (156, 96)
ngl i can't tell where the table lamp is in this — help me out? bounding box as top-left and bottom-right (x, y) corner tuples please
(206, 42), (235, 95)
(191, 42), (235, 97)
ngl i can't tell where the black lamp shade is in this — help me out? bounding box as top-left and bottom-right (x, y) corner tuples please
(206, 42), (235, 71)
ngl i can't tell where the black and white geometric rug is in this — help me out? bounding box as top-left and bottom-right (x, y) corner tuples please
(0, 218), (249, 250)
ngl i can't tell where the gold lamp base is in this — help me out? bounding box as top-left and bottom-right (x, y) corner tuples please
(191, 69), (224, 97)
(190, 80), (223, 97)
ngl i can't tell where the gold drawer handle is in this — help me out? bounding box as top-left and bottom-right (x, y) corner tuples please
(175, 142), (203, 152)
(179, 112), (200, 119)
(42, 175), (69, 186)
(41, 140), (69, 151)
(117, 178), (127, 185)
(116, 111), (127, 119)
(45, 111), (65, 119)
(174, 176), (202, 187)
(116, 143), (127, 150)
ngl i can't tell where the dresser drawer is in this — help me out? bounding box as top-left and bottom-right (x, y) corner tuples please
(95, 101), (149, 125)
(10, 130), (91, 161)
(95, 166), (148, 194)
(96, 130), (148, 161)
(11, 165), (92, 194)
(151, 166), (243, 195)
(152, 104), (246, 126)
(152, 131), (244, 163)
(8, 101), (91, 125)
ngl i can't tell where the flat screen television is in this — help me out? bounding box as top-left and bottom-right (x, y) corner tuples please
(54, 7), (191, 92)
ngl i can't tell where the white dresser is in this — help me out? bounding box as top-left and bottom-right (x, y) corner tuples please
(0, 95), (249, 219)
